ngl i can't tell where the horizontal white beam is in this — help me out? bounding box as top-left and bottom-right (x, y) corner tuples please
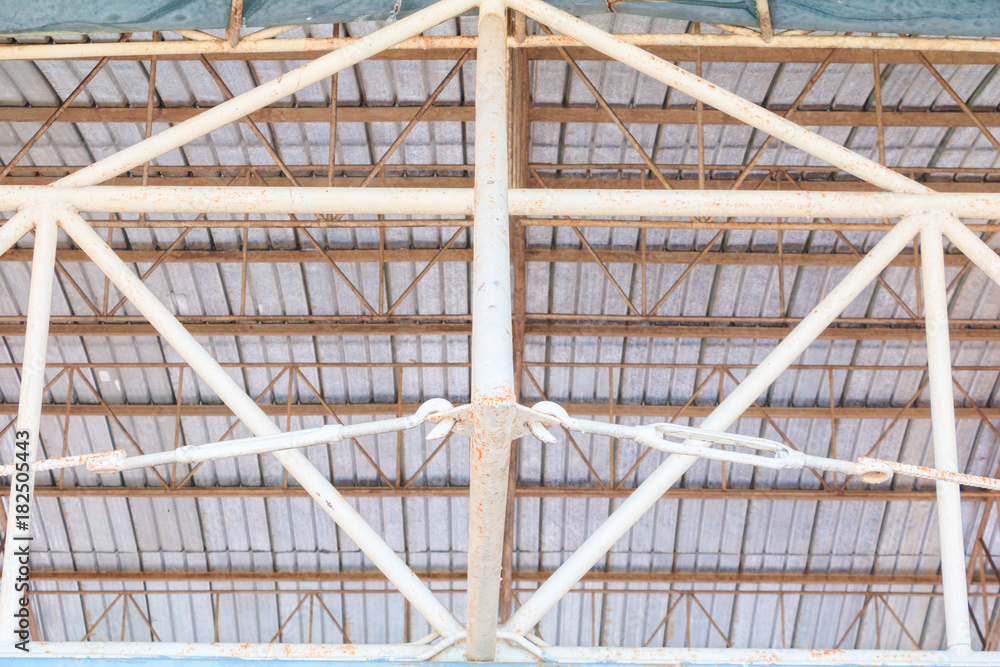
(541, 646), (994, 665)
(25, 642), (1000, 665)
(3, 186), (1000, 219)
(3, 33), (1000, 62)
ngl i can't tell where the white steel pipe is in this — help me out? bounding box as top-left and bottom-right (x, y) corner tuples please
(4, 33), (1000, 62)
(941, 215), (1000, 288)
(502, 214), (924, 636)
(541, 646), (998, 665)
(919, 224), (972, 650)
(9, 187), (1000, 220)
(51, 0), (477, 188)
(0, 210), (35, 258)
(466, 0), (516, 660)
(56, 207), (464, 639)
(0, 186), (474, 216)
(1, 399), (454, 475)
(0, 207), (58, 648)
(29, 642), (434, 660)
(506, 0), (929, 195)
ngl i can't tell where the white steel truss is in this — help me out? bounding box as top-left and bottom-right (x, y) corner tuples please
(1, 0), (1000, 663)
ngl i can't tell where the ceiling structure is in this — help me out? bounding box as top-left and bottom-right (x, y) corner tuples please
(0, 0), (999, 662)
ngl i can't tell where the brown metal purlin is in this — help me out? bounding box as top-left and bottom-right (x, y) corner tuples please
(837, 378), (930, 490)
(643, 593), (685, 647)
(171, 366), (185, 486)
(268, 594), (309, 643)
(695, 23), (706, 194)
(0, 36), (130, 182)
(715, 47), (839, 199)
(401, 433), (453, 489)
(828, 367), (837, 487)
(213, 593), (220, 643)
(875, 593), (920, 647)
(53, 259), (101, 316)
(536, 24), (709, 229)
(69, 370), (169, 488)
(140, 36), (159, 222)
(14, 242), (994, 269)
(283, 365), (294, 487)
(14, 400), (1000, 420)
(721, 368), (834, 492)
(916, 51), (1000, 153)
(719, 368), (728, 489)
(833, 229), (918, 318)
(315, 592), (351, 642)
(647, 229), (724, 316)
(57, 368), (75, 487)
(872, 50), (887, 168)
(780, 169), (918, 319)
(524, 366), (608, 488)
(384, 226), (467, 315)
(777, 229), (786, 316)
(961, 374), (1000, 585)
(530, 168), (640, 313)
(329, 50), (472, 223)
(79, 593), (123, 642)
(293, 367), (397, 488)
(689, 591), (733, 647)
(646, 175), (774, 316)
(102, 224), (113, 315)
(615, 368), (720, 487)
(298, 227), (379, 316)
(173, 367), (289, 488)
(0, 368), (67, 444)
(107, 227), (194, 316)
(834, 595), (872, 649)
(127, 593), (161, 641)
(328, 24), (339, 194)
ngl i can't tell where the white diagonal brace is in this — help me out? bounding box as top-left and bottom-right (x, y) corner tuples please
(0, 211), (36, 258)
(0, 207), (57, 648)
(506, 0), (930, 195)
(502, 214), (925, 636)
(466, 0), (516, 660)
(56, 207), (463, 638)
(942, 215), (1000, 287)
(54, 0), (477, 189)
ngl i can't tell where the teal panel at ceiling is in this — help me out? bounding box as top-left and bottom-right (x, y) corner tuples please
(1, 0), (999, 37)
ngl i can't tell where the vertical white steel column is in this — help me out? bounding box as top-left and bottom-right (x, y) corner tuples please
(467, 0), (515, 660)
(0, 208), (56, 648)
(919, 223), (972, 650)
(56, 208), (464, 639)
(502, 215), (923, 636)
